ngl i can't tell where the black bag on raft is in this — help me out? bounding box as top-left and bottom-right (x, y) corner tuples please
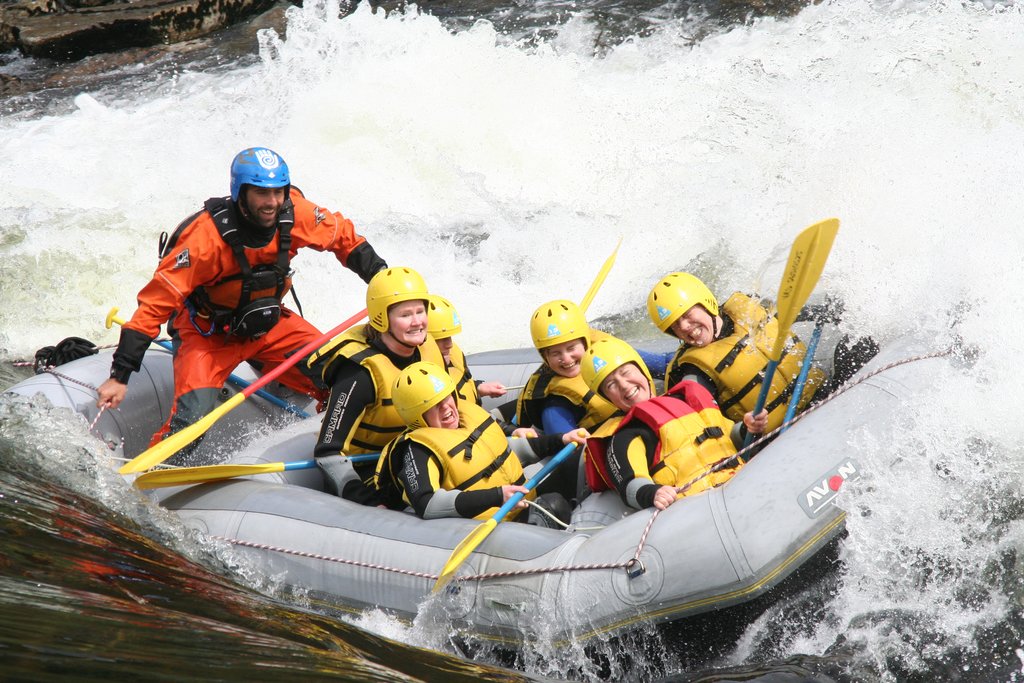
(33, 337), (99, 373)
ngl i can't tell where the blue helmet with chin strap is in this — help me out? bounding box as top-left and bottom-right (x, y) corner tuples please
(229, 147), (290, 202)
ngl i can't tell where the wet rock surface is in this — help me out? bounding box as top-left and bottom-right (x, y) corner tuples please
(0, 0), (815, 111)
(0, 0), (283, 60)
(0, 0), (288, 108)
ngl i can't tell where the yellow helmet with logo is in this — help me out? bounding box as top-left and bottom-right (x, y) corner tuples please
(646, 272), (719, 334)
(393, 361), (457, 429)
(529, 299), (589, 351)
(427, 295), (462, 339)
(366, 267), (430, 333)
(581, 337), (654, 397)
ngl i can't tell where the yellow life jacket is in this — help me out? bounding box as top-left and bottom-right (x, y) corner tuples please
(376, 402), (530, 520)
(447, 342), (481, 405)
(585, 381), (740, 496)
(307, 324), (444, 454)
(515, 329), (617, 431)
(669, 292), (825, 432)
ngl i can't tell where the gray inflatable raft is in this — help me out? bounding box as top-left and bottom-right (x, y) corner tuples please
(5, 334), (946, 646)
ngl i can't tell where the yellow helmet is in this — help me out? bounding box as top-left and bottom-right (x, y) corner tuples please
(530, 299), (589, 351)
(366, 267), (430, 333)
(646, 272), (719, 334)
(581, 337), (654, 397)
(392, 361), (457, 429)
(427, 295), (462, 339)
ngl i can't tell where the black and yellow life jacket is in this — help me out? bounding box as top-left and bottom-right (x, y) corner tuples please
(306, 324), (444, 454)
(446, 343), (480, 405)
(515, 329), (617, 431)
(375, 402), (530, 520)
(668, 292), (825, 431)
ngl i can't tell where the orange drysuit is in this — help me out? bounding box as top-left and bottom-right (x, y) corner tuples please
(110, 188), (386, 455)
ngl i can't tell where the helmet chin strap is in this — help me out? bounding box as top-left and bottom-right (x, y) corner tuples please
(235, 190), (259, 226)
(386, 330), (421, 351)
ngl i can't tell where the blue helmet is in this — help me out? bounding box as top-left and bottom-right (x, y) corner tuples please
(229, 147), (290, 202)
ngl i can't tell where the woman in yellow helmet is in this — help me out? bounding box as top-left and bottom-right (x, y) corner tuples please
(511, 300), (623, 504)
(581, 337), (767, 511)
(308, 266), (445, 505)
(427, 295), (507, 406)
(514, 299), (618, 435)
(647, 272), (827, 434)
(375, 362), (588, 521)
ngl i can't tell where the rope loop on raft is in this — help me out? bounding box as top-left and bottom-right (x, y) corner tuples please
(34, 367), (123, 449)
(213, 509), (660, 584)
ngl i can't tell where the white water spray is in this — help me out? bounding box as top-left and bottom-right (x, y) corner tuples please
(2, 0), (1024, 677)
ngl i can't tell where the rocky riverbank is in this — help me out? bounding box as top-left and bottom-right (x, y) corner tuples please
(0, 0), (291, 106)
(0, 0), (283, 61)
(0, 0), (813, 109)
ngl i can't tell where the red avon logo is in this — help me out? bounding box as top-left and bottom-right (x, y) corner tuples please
(799, 459), (860, 518)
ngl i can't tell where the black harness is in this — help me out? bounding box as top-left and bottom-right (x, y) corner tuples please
(159, 195), (297, 339)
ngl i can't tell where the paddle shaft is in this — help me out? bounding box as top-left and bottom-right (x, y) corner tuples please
(433, 442), (577, 592)
(781, 324), (823, 433)
(747, 358), (780, 433)
(119, 307), (368, 474)
(283, 454), (380, 469)
(106, 308), (309, 418)
(132, 453), (380, 489)
(497, 442), (576, 518)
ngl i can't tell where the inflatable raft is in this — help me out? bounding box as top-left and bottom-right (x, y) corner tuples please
(3, 333), (948, 647)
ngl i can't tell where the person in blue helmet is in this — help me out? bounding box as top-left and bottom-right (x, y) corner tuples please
(96, 147), (387, 463)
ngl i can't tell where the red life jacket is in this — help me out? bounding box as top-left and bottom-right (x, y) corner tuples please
(584, 380), (734, 492)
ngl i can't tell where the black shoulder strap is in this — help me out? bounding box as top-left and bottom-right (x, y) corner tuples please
(201, 196), (296, 308)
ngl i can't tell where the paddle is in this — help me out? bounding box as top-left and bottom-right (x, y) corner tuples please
(433, 441), (577, 592)
(780, 323), (823, 433)
(430, 241), (619, 590)
(119, 307), (368, 474)
(132, 453), (381, 489)
(743, 218), (839, 447)
(105, 307), (310, 418)
(579, 237), (622, 314)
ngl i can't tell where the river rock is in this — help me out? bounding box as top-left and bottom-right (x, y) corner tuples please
(0, 0), (283, 60)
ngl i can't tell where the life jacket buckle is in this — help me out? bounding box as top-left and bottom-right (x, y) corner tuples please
(694, 426), (724, 445)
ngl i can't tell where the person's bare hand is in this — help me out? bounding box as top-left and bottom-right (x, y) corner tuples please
(96, 378), (127, 409)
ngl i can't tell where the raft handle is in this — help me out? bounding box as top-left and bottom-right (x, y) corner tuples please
(486, 598), (527, 612)
(625, 558), (646, 579)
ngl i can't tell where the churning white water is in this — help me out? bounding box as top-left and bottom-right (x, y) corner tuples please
(2, 0), (1024, 678)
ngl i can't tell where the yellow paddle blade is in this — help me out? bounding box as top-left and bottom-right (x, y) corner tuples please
(118, 393), (246, 474)
(769, 218), (840, 360)
(133, 461), (287, 489)
(579, 237), (623, 314)
(433, 518), (497, 592)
